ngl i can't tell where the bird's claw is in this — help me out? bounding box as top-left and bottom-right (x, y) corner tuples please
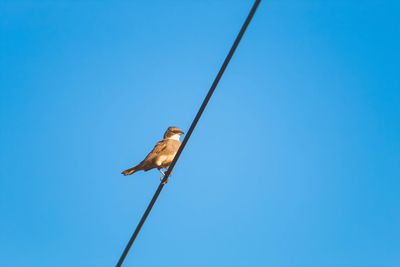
(161, 177), (169, 184)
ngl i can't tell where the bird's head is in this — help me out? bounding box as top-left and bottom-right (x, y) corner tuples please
(164, 126), (184, 140)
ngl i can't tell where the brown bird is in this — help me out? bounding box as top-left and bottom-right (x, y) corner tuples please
(121, 126), (184, 180)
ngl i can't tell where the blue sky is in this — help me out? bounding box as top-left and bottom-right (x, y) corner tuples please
(1, 1), (399, 266)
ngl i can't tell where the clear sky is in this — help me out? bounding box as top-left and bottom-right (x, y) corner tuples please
(1, 1), (399, 266)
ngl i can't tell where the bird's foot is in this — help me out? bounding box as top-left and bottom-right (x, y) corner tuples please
(158, 168), (170, 184)
(158, 169), (168, 184)
(161, 177), (169, 184)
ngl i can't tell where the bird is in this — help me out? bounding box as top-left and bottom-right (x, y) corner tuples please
(121, 126), (184, 182)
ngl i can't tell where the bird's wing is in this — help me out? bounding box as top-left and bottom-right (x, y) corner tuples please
(142, 139), (168, 162)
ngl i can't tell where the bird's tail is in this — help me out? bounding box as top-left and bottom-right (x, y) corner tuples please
(121, 165), (139, 176)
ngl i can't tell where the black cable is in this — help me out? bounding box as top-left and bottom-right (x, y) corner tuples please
(116, 1), (261, 266)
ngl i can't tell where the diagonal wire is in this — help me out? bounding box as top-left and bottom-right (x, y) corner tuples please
(116, 1), (261, 266)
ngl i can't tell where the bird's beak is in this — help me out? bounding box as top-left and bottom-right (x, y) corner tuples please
(179, 130), (185, 135)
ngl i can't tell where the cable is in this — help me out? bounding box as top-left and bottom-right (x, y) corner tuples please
(116, 1), (261, 266)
